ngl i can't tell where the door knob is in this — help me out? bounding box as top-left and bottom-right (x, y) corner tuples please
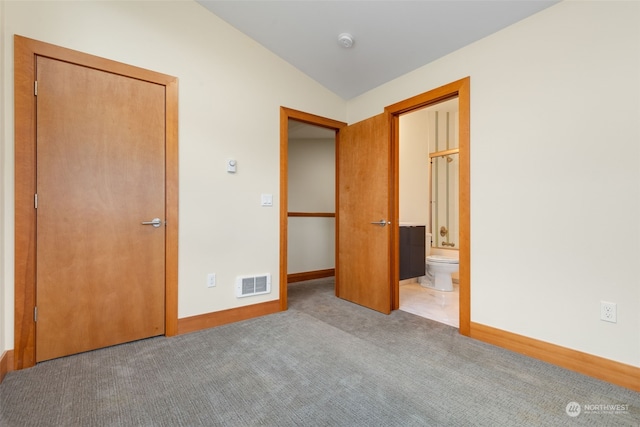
(141, 218), (162, 228)
(370, 219), (390, 227)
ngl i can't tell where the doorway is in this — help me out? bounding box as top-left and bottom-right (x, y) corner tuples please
(279, 108), (345, 309)
(388, 77), (470, 335)
(397, 98), (461, 327)
(13, 36), (179, 369)
(280, 108), (394, 314)
(286, 120), (337, 283)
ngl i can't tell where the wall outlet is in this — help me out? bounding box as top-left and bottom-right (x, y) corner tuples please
(600, 301), (617, 323)
(207, 273), (216, 288)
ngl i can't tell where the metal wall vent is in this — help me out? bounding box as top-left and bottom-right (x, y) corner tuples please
(236, 274), (271, 298)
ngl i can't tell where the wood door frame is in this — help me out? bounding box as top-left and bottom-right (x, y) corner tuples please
(386, 77), (471, 335)
(13, 35), (179, 369)
(279, 107), (346, 310)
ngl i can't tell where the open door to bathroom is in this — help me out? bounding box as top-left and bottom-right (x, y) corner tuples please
(336, 112), (393, 314)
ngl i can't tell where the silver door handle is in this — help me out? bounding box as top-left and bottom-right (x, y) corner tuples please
(370, 219), (390, 226)
(141, 218), (162, 228)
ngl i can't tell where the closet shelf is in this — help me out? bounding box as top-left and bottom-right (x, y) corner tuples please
(288, 212), (335, 218)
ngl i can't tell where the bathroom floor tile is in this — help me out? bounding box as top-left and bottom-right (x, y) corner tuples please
(399, 282), (459, 328)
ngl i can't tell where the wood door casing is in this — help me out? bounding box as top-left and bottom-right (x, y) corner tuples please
(279, 107), (346, 310)
(35, 57), (166, 361)
(336, 113), (392, 314)
(14, 35), (179, 369)
(387, 77), (470, 335)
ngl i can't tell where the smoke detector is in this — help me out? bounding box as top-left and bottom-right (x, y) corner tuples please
(338, 33), (354, 48)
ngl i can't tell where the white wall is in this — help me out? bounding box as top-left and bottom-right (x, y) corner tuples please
(399, 110), (430, 226)
(350, 0), (640, 367)
(287, 137), (335, 273)
(288, 218), (335, 273)
(400, 103), (460, 248)
(1, 0), (346, 354)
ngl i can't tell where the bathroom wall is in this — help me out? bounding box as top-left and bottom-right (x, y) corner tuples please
(399, 110), (430, 227)
(1, 0), (346, 354)
(287, 137), (335, 274)
(349, 0), (640, 367)
(399, 102), (460, 252)
(428, 106), (460, 250)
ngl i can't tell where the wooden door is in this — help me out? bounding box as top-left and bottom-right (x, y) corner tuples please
(336, 113), (392, 314)
(35, 56), (166, 361)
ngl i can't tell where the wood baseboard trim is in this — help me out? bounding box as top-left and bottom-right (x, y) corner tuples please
(0, 350), (14, 384)
(177, 300), (282, 335)
(287, 269), (335, 283)
(470, 322), (640, 392)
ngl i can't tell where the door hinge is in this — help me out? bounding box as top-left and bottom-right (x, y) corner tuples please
(34, 81), (38, 96)
(34, 193), (38, 209)
(34, 306), (38, 322)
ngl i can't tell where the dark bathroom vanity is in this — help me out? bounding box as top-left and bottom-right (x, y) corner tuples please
(399, 224), (426, 280)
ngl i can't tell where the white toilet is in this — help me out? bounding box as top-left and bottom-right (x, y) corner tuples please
(419, 255), (459, 292)
(418, 232), (459, 291)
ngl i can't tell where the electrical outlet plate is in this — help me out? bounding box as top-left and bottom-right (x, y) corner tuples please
(207, 273), (216, 288)
(600, 301), (617, 323)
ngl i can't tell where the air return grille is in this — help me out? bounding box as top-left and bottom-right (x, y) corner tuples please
(236, 274), (271, 298)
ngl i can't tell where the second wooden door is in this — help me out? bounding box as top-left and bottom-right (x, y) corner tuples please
(336, 113), (392, 314)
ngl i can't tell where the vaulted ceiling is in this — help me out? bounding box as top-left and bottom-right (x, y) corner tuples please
(197, 0), (559, 100)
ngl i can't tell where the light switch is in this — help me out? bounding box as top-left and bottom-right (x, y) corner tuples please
(227, 159), (237, 173)
(261, 194), (273, 206)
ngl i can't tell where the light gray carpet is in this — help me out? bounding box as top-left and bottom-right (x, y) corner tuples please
(1, 277), (638, 426)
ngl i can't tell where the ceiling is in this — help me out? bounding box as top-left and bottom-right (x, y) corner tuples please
(197, 0), (559, 100)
